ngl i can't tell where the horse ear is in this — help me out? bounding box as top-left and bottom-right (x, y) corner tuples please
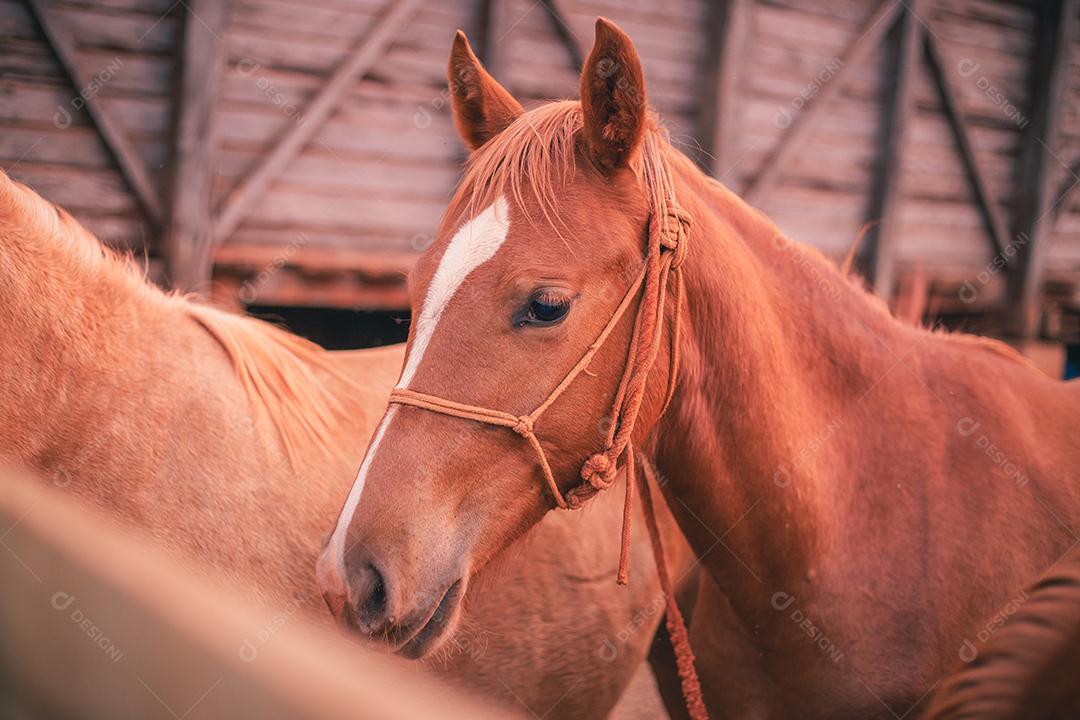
(448, 31), (524, 151)
(579, 18), (647, 172)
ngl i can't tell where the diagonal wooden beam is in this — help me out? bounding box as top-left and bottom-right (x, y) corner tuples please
(923, 30), (1011, 263)
(27, 0), (163, 224)
(540, 0), (585, 72)
(1008, 0), (1077, 338)
(163, 0), (231, 294)
(213, 0), (423, 244)
(864, 0), (922, 297)
(743, 0), (903, 205)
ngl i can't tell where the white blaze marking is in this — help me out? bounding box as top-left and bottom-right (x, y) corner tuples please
(326, 197), (512, 566)
(398, 196), (511, 388)
(324, 407), (397, 563)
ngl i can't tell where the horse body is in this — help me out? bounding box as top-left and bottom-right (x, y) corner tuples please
(655, 154), (1080, 716)
(317, 18), (1080, 720)
(0, 171), (676, 718)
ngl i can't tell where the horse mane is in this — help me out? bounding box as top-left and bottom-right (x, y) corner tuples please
(0, 169), (362, 467)
(446, 103), (1032, 372)
(186, 304), (366, 466)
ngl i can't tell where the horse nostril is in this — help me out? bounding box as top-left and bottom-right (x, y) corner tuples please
(361, 562), (387, 622)
(347, 560), (392, 633)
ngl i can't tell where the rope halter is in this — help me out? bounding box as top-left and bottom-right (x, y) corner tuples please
(387, 184), (707, 720)
(388, 202), (689, 516)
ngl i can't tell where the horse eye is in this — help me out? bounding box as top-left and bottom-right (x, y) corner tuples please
(520, 291), (572, 327)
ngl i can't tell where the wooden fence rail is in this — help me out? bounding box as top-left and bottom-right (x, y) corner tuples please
(0, 468), (511, 720)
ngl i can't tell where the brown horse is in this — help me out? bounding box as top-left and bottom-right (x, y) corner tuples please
(921, 543), (1080, 719)
(0, 168), (682, 718)
(320, 18), (1080, 720)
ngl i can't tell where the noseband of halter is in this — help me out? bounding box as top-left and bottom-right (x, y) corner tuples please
(387, 190), (708, 720)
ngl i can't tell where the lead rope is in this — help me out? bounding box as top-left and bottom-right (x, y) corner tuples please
(388, 189), (706, 720)
(636, 450), (708, 720)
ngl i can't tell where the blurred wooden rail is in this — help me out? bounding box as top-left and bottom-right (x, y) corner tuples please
(0, 468), (513, 720)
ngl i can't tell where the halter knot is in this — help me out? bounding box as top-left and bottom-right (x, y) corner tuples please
(512, 415), (534, 437)
(580, 452), (617, 489)
(564, 487), (593, 510)
(656, 205), (692, 269)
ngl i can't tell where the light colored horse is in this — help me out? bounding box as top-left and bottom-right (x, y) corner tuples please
(921, 544), (1080, 719)
(0, 168), (685, 718)
(320, 17), (1080, 720)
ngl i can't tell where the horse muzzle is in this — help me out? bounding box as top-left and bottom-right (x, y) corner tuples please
(317, 544), (466, 660)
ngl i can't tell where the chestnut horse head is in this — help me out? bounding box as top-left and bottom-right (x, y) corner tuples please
(317, 19), (680, 657)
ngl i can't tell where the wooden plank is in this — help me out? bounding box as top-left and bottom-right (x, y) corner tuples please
(213, 265), (410, 311)
(213, 243), (415, 279)
(1008, 0), (1077, 337)
(923, 30), (1011, 263)
(540, 0), (584, 72)
(213, 0), (423, 244)
(164, 0), (231, 293)
(701, 0), (752, 178)
(864, 1), (922, 296)
(0, 469), (505, 720)
(25, 0), (163, 225)
(212, 242), (413, 310)
(743, 0), (903, 204)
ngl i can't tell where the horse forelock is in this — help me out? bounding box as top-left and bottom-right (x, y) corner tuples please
(445, 101), (673, 247)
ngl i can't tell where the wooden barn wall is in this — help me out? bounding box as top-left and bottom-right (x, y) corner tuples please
(0, 0), (180, 255)
(1050, 3), (1080, 275)
(1, 0), (1079, 327)
(217, 0), (473, 267)
(741, 0), (1033, 271)
(211, 0), (710, 307)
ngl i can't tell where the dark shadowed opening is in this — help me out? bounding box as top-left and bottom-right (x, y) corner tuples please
(246, 305), (411, 350)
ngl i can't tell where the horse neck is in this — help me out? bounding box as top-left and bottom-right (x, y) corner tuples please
(652, 154), (912, 587)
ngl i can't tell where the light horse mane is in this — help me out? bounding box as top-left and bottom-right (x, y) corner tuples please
(449, 101), (1031, 369)
(0, 170), (362, 466)
(185, 304), (364, 465)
